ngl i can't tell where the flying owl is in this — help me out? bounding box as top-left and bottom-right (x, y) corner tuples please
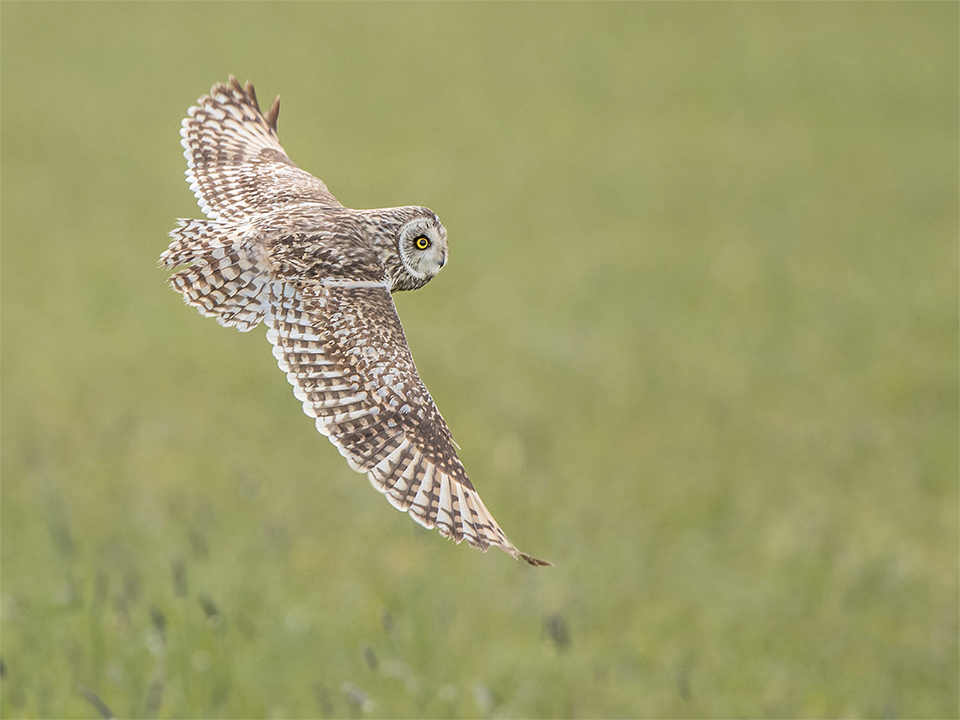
(161, 76), (550, 567)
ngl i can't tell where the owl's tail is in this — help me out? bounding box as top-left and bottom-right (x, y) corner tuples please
(160, 219), (268, 332)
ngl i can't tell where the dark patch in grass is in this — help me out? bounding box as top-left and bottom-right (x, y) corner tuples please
(79, 684), (114, 719)
(199, 594), (223, 628)
(362, 644), (378, 671)
(380, 608), (394, 637)
(149, 605), (166, 642)
(313, 681), (334, 717)
(544, 613), (570, 650)
(676, 657), (693, 703)
(171, 559), (188, 597)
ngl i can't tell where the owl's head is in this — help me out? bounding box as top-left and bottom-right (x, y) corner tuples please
(391, 208), (448, 291)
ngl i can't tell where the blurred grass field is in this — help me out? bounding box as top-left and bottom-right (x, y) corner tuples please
(1, 3), (957, 718)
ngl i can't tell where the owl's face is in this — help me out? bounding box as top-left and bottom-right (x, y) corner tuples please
(397, 212), (448, 283)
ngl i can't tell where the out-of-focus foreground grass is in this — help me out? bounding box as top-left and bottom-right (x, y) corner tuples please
(1, 3), (957, 718)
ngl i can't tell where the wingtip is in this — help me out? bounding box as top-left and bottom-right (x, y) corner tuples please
(244, 80), (260, 111)
(265, 95), (280, 131)
(217, 75), (277, 131)
(518, 552), (553, 567)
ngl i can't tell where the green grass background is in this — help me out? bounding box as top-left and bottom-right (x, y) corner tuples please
(2, 3), (957, 718)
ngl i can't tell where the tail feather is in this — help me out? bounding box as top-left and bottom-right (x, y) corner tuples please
(161, 219), (267, 332)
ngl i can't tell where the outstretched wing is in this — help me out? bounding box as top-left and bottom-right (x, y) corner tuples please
(264, 276), (550, 566)
(182, 76), (342, 221)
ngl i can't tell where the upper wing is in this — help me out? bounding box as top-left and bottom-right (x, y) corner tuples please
(181, 76), (343, 221)
(264, 277), (550, 566)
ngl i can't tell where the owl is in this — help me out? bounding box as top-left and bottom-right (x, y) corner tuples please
(160, 76), (550, 567)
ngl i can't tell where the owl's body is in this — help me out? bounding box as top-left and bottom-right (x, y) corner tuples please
(161, 77), (549, 566)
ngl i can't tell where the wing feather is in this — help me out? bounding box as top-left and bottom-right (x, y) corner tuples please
(182, 76), (342, 221)
(263, 279), (550, 565)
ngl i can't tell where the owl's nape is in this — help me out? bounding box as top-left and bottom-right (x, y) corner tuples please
(163, 76), (551, 567)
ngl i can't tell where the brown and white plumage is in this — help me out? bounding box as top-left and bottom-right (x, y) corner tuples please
(161, 76), (550, 566)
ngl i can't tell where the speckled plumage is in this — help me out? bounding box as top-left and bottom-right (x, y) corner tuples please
(161, 76), (549, 566)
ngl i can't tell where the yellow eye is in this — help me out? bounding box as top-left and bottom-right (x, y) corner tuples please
(415, 236), (431, 250)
